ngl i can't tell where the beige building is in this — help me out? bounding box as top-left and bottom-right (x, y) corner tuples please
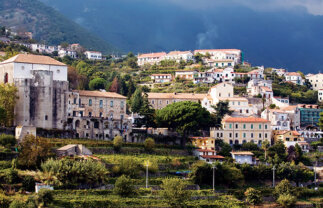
(67, 90), (131, 140)
(210, 116), (272, 146)
(147, 92), (206, 109)
(0, 54), (68, 129)
(175, 70), (198, 80)
(306, 73), (323, 91)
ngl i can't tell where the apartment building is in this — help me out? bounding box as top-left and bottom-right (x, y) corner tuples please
(285, 72), (304, 85)
(137, 52), (166, 66)
(67, 90), (131, 140)
(150, 74), (172, 83)
(261, 109), (291, 130)
(84, 51), (103, 60)
(210, 116), (272, 146)
(164, 51), (194, 62)
(306, 73), (323, 91)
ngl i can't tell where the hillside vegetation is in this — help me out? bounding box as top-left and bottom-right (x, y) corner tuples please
(0, 0), (117, 54)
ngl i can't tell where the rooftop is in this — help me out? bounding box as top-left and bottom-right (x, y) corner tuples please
(138, 52), (166, 59)
(201, 155), (225, 159)
(73, 90), (126, 99)
(224, 116), (270, 123)
(231, 151), (254, 156)
(0, 54), (66, 66)
(147, 92), (206, 100)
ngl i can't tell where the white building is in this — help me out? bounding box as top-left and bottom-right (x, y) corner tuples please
(247, 79), (273, 98)
(203, 58), (235, 68)
(285, 72), (304, 85)
(84, 51), (102, 60)
(201, 82), (257, 116)
(318, 89), (323, 102)
(272, 97), (290, 108)
(272, 68), (287, 77)
(164, 51), (194, 62)
(280, 106), (301, 130)
(150, 74), (172, 83)
(30, 44), (59, 54)
(306, 73), (323, 91)
(137, 52), (166, 66)
(58, 49), (77, 59)
(193, 71), (214, 84)
(231, 152), (254, 165)
(194, 49), (242, 65)
(261, 108), (291, 130)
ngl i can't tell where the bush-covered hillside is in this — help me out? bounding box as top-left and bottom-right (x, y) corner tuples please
(0, 0), (117, 54)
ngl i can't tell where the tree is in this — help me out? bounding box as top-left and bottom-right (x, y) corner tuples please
(127, 78), (136, 99)
(287, 146), (296, 162)
(268, 140), (286, 163)
(211, 101), (233, 125)
(108, 77), (119, 92)
(113, 136), (123, 152)
(130, 88), (143, 113)
(36, 189), (53, 207)
(9, 200), (26, 208)
(17, 135), (53, 169)
(89, 78), (107, 90)
(245, 187), (263, 206)
(261, 140), (270, 161)
(0, 84), (18, 126)
(218, 142), (232, 157)
(277, 194), (296, 208)
(274, 179), (294, 197)
(0, 107), (6, 126)
(156, 101), (213, 145)
(113, 158), (142, 178)
(144, 138), (155, 152)
(241, 142), (260, 151)
(114, 175), (136, 197)
(137, 93), (156, 128)
(160, 178), (191, 208)
(189, 161), (212, 185)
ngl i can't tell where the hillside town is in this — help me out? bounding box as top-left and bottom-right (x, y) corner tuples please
(0, 27), (323, 207)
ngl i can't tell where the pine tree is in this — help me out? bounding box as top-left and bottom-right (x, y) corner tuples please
(130, 88), (143, 113)
(109, 77), (119, 92)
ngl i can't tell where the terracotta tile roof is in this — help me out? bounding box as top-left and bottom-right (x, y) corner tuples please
(138, 52), (166, 59)
(213, 68), (224, 72)
(260, 86), (273, 92)
(274, 130), (301, 136)
(167, 51), (192, 55)
(147, 93), (206, 100)
(151, 74), (172, 77)
(286, 72), (301, 76)
(218, 97), (248, 102)
(247, 70), (260, 74)
(0, 54), (66, 66)
(281, 105), (297, 111)
(224, 116), (270, 123)
(201, 155), (225, 159)
(74, 90), (126, 99)
(231, 151), (254, 156)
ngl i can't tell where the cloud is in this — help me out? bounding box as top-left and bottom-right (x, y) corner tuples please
(164, 0), (323, 15)
(196, 19), (219, 49)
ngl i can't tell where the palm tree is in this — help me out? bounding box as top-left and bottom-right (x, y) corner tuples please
(261, 140), (270, 161)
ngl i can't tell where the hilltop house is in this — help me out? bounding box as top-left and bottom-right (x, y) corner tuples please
(137, 52), (166, 66)
(285, 72), (304, 85)
(150, 74), (172, 83)
(164, 51), (194, 62)
(306, 73), (323, 91)
(261, 109), (291, 130)
(84, 51), (102, 60)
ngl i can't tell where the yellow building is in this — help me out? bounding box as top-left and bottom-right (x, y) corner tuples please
(210, 116), (272, 146)
(273, 130), (303, 143)
(190, 137), (216, 150)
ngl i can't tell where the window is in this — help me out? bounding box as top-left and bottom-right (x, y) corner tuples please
(251, 124), (253, 129)
(229, 140), (233, 144)
(73, 98), (77, 104)
(99, 112), (103, 117)
(265, 133), (267, 138)
(99, 100), (103, 108)
(251, 133), (253, 138)
(152, 100), (155, 104)
(45, 115), (48, 120)
(243, 124), (246, 129)
(121, 101), (124, 109)
(265, 125), (268, 129)
(235, 124), (238, 129)
(121, 115), (124, 120)
(229, 133), (232, 138)
(259, 133), (262, 138)
(89, 112), (92, 117)
(235, 133), (238, 138)
(89, 99), (92, 106)
(110, 101), (114, 107)
(243, 133), (246, 138)
(259, 124), (262, 129)
(4, 73), (8, 84)
(229, 124), (232, 129)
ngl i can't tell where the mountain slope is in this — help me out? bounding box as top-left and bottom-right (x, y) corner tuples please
(41, 0), (323, 73)
(0, 0), (117, 54)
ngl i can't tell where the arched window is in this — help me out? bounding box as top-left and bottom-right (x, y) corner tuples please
(234, 140), (239, 145)
(4, 73), (8, 83)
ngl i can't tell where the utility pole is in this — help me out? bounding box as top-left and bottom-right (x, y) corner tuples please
(145, 161), (149, 189)
(272, 165), (276, 187)
(212, 164), (216, 192)
(314, 160), (317, 189)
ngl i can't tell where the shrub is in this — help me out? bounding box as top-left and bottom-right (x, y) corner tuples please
(245, 187), (263, 205)
(0, 193), (10, 208)
(36, 189), (53, 207)
(113, 175), (136, 197)
(144, 138), (155, 152)
(9, 200), (26, 208)
(114, 158), (142, 178)
(277, 193), (296, 208)
(0, 161), (11, 170)
(4, 168), (19, 184)
(0, 134), (16, 147)
(274, 179), (294, 197)
(22, 175), (35, 192)
(113, 136), (123, 152)
(160, 178), (191, 208)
